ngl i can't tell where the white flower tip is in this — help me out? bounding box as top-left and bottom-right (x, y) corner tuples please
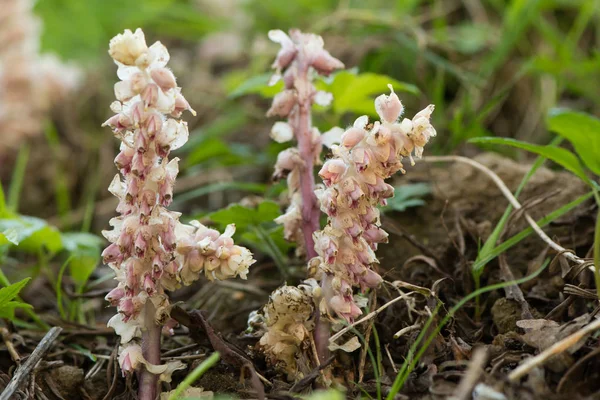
(268, 29), (288, 44)
(353, 115), (369, 129)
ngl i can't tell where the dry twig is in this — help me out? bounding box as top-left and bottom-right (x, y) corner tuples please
(449, 346), (488, 400)
(0, 327), (62, 400)
(508, 317), (600, 381)
(0, 327), (20, 363)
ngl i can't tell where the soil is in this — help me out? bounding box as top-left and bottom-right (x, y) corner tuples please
(1, 152), (598, 400)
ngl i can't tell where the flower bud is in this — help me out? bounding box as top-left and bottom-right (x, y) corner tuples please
(150, 67), (177, 91)
(267, 90), (296, 118)
(375, 84), (403, 123)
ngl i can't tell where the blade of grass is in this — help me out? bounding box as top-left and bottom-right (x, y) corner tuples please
(168, 352), (220, 400)
(8, 144), (30, 213)
(55, 256), (74, 320)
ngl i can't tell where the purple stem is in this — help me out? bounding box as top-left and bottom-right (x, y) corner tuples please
(138, 302), (161, 400)
(295, 64), (320, 260)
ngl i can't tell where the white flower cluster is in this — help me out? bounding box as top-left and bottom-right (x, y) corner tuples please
(102, 28), (255, 380)
(313, 85), (436, 320)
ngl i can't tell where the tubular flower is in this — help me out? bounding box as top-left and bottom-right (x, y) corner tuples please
(258, 280), (320, 380)
(312, 85), (436, 321)
(267, 29), (344, 258)
(103, 28), (255, 380)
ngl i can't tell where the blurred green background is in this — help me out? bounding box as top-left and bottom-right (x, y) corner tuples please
(4, 0), (600, 234)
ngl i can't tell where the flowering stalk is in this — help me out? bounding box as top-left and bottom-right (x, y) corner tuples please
(257, 87), (436, 377)
(103, 29), (255, 400)
(267, 29), (344, 259)
(314, 85), (436, 320)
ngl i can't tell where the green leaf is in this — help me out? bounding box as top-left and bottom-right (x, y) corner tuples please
(0, 184), (5, 216)
(227, 73), (283, 99)
(317, 71), (419, 116)
(547, 109), (600, 175)
(469, 137), (591, 184)
(0, 278), (31, 308)
(208, 201), (281, 231)
(241, 225), (293, 258)
(382, 183), (431, 213)
(0, 301), (33, 320)
(62, 233), (103, 287)
(174, 182), (266, 207)
(0, 216), (63, 254)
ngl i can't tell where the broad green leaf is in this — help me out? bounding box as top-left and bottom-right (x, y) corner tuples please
(174, 182), (266, 206)
(469, 137), (591, 184)
(208, 201), (281, 231)
(382, 183), (431, 213)
(547, 110), (600, 175)
(0, 301), (34, 320)
(241, 225), (293, 257)
(317, 71), (419, 116)
(62, 233), (103, 286)
(0, 278), (31, 308)
(0, 216), (63, 254)
(227, 73), (283, 99)
(186, 138), (254, 167)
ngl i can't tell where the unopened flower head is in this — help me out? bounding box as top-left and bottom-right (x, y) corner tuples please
(267, 29), (344, 256)
(102, 28), (254, 378)
(258, 279), (320, 379)
(312, 86), (436, 321)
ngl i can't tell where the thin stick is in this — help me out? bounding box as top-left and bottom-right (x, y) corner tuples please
(384, 344), (397, 373)
(0, 326), (62, 400)
(450, 346), (488, 400)
(330, 294), (406, 344)
(508, 317), (600, 381)
(0, 327), (20, 363)
(423, 156), (592, 269)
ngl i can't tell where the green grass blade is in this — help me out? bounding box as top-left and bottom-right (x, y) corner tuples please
(168, 352), (220, 400)
(8, 144), (30, 213)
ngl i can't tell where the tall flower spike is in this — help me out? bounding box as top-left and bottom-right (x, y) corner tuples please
(103, 28), (254, 400)
(313, 86), (436, 321)
(267, 29), (344, 259)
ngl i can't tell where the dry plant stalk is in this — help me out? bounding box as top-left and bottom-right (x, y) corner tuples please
(102, 28), (254, 400)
